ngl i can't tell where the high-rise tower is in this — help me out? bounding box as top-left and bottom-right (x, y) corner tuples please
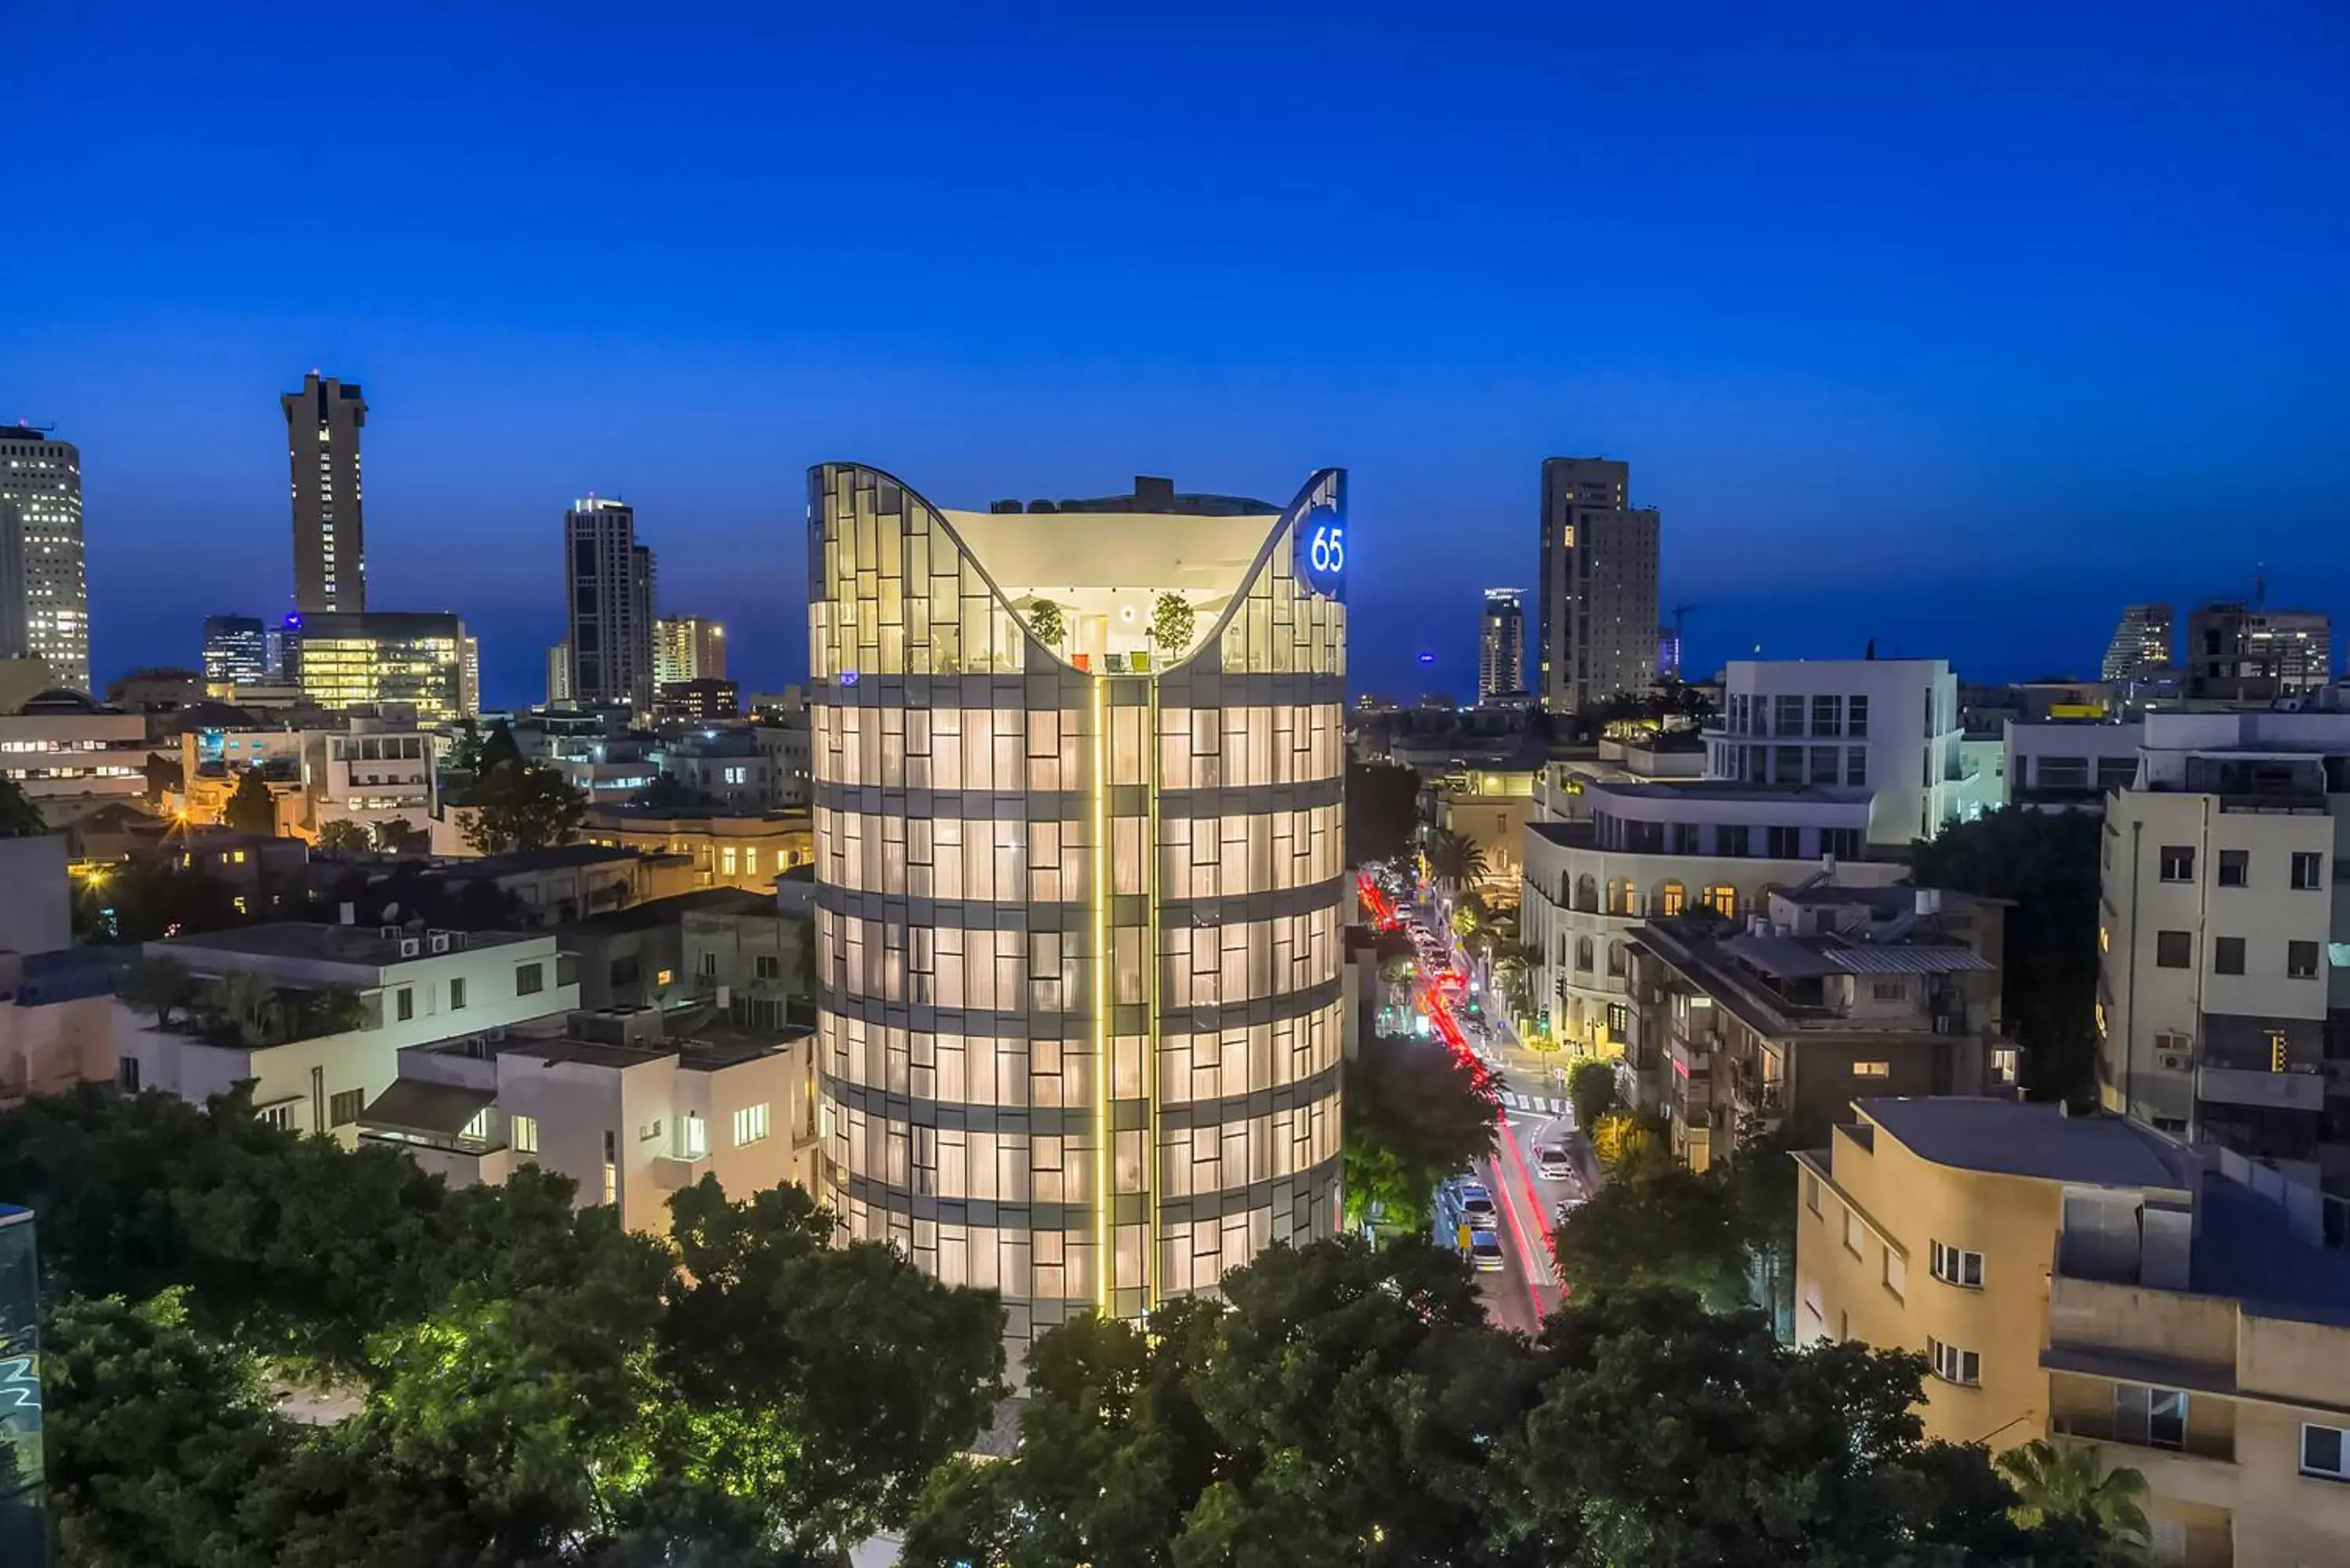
(0, 426), (88, 691)
(282, 374), (368, 615)
(1536, 457), (1659, 714)
(1478, 588), (1526, 704)
(564, 498), (655, 709)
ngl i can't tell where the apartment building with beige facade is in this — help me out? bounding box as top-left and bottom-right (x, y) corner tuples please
(1797, 1096), (2350, 1568)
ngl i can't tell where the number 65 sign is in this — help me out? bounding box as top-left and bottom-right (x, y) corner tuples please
(1285, 468), (1348, 602)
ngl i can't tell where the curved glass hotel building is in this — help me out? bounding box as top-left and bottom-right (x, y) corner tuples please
(808, 465), (1348, 1349)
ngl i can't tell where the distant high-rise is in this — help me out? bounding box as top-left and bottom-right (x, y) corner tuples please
(1656, 623), (1683, 683)
(2186, 602), (2332, 703)
(1536, 457), (1659, 713)
(564, 499), (656, 709)
(2101, 603), (2175, 681)
(654, 614), (726, 688)
(282, 374), (368, 615)
(202, 615), (268, 688)
(0, 427), (89, 691)
(546, 640), (573, 706)
(1477, 589), (1526, 704)
(461, 634), (481, 717)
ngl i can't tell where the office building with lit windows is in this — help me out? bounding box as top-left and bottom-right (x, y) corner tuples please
(1536, 457), (1658, 714)
(566, 499), (656, 710)
(284, 611), (468, 724)
(1477, 588), (1525, 704)
(654, 614), (727, 688)
(808, 465), (1348, 1354)
(0, 427), (89, 692)
(283, 373), (367, 616)
(202, 614), (269, 690)
(2101, 602), (2175, 682)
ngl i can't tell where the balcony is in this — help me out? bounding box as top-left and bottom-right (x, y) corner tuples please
(2048, 1423), (2238, 1512)
(2196, 1064), (2325, 1114)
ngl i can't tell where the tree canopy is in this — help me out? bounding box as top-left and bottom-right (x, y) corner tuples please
(313, 820), (371, 852)
(461, 762), (588, 855)
(222, 768), (278, 835)
(0, 774), (43, 838)
(1911, 808), (2102, 1103)
(1344, 761), (1422, 868)
(1341, 1032), (1497, 1231)
(1566, 1059), (1618, 1132)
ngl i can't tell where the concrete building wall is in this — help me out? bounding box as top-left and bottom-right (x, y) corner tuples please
(1709, 659), (1968, 846)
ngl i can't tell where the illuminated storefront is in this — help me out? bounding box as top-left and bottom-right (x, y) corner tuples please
(808, 465), (1348, 1353)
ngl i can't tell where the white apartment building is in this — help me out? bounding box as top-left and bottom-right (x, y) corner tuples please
(113, 924), (578, 1142)
(179, 713), (446, 847)
(2097, 710), (2350, 1195)
(754, 717), (812, 810)
(666, 732), (770, 811)
(1520, 780), (1907, 1054)
(1706, 659), (1972, 847)
(359, 1006), (819, 1234)
(2005, 719), (2144, 811)
(0, 693), (151, 814)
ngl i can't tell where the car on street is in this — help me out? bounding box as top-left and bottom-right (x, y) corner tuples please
(1534, 1145), (1574, 1180)
(1468, 1230), (1505, 1271)
(1455, 1183), (1497, 1225)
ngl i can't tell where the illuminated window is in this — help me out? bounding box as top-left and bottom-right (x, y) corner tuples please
(1852, 1060), (1890, 1078)
(512, 1115), (538, 1154)
(1701, 885), (1737, 919)
(656, 968), (674, 987)
(732, 1103), (771, 1147)
(1658, 881), (1686, 916)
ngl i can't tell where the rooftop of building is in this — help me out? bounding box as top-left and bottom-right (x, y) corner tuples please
(480, 1004), (806, 1073)
(1856, 1097), (2194, 1190)
(1585, 780), (1876, 804)
(585, 806), (811, 829)
(158, 921), (540, 966)
(982, 475), (1277, 516)
(2186, 1174), (2350, 1327)
(559, 887), (775, 935)
(440, 843), (647, 875)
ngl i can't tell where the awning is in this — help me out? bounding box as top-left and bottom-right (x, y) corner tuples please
(360, 1078), (496, 1136)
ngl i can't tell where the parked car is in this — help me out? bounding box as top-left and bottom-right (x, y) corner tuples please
(1535, 1145), (1574, 1181)
(1469, 1230), (1506, 1272)
(1455, 1183), (1497, 1225)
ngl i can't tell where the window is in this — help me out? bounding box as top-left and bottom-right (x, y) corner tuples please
(2301, 1423), (2348, 1481)
(755, 954), (781, 981)
(1821, 827), (1862, 860)
(517, 962), (544, 995)
(2214, 937), (2245, 975)
(1766, 826), (1801, 858)
(1845, 748), (1867, 787)
(1931, 1241), (1984, 1288)
(679, 1112), (707, 1159)
(1847, 696), (1868, 737)
(2218, 849), (2249, 887)
(450, 976), (467, 1010)
(1852, 1060), (1891, 1078)
(117, 1057), (141, 1093)
(1805, 1172), (1822, 1215)
(1871, 980), (1907, 1002)
(2158, 845), (2195, 882)
(1574, 935), (1594, 972)
(1883, 1248), (1906, 1299)
(2293, 851), (2324, 891)
(2113, 1384), (2187, 1451)
(732, 1102), (771, 1147)
(1928, 1338), (1981, 1386)
(2155, 930), (2192, 968)
(1719, 826), (1750, 858)
(2289, 941), (2320, 979)
(1775, 695), (1806, 736)
(1844, 1206), (1866, 1257)
(259, 1103), (296, 1132)
(512, 1114), (539, 1154)
(396, 987), (414, 1022)
(460, 1107), (491, 1143)
(1658, 881), (1686, 917)
(1812, 695), (1842, 737)
(700, 952), (719, 977)
(329, 1089), (363, 1127)
(1604, 1002), (1629, 1042)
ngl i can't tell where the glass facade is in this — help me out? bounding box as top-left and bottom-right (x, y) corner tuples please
(286, 612), (468, 722)
(0, 1206), (42, 1564)
(808, 464), (1347, 1353)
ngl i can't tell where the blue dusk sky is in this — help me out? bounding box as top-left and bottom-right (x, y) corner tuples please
(3, 1), (2346, 706)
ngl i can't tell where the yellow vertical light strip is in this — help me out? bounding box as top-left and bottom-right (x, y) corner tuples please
(1143, 675), (1162, 1312)
(1090, 675), (1114, 1316)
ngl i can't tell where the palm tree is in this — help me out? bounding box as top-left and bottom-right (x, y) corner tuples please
(1425, 827), (1488, 889)
(1997, 1440), (2152, 1552)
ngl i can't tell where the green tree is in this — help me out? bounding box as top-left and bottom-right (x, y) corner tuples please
(1911, 807), (2102, 1103)
(314, 820), (371, 852)
(1553, 1162), (1750, 1310)
(141, 752), (183, 807)
(197, 969), (284, 1049)
(1998, 1439), (2153, 1551)
(462, 763), (587, 855)
(1345, 760), (1423, 867)
(1340, 1032), (1498, 1230)
(1587, 1107), (1671, 1174)
(222, 767), (277, 835)
(117, 951), (196, 1030)
(1425, 826), (1489, 888)
(1567, 1058), (1618, 1132)
(1149, 591), (1196, 656)
(476, 718), (525, 775)
(369, 816), (428, 855)
(1025, 597), (1065, 649)
(0, 774), (42, 838)
(445, 715), (485, 774)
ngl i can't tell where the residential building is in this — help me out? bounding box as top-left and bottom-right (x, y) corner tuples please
(753, 714), (812, 810)
(1535, 457), (1658, 714)
(1796, 1097), (2350, 1568)
(2004, 719), (2144, 811)
(682, 890), (813, 1033)
(653, 614), (726, 687)
(0, 947), (117, 1107)
(285, 611), (468, 723)
(1431, 768), (1538, 902)
(1477, 588), (1526, 705)
(2187, 603), (2332, 703)
(1629, 883), (2007, 1170)
(113, 923), (578, 1140)
(202, 615), (269, 690)
(1520, 780), (1907, 1053)
(809, 462), (1347, 1354)
(357, 1005), (820, 1233)
(546, 640), (573, 707)
(461, 634), (480, 718)
(106, 668), (205, 713)
(2102, 603), (2176, 683)
(582, 806), (812, 890)
(0, 427), (88, 690)
(2095, 710), (2350, 1193)
(663, 731), (768, 810)
(435, 844), (700, 925)
(0, 831), (69, 956)
(559, 888), (772, 1011)
(0, 1202), (43, 1561)
(656, 677), (739, 723)
(0, 691), (150, 817)
(565, 498), (656, 710)
(1657, 621), (1683, 683)
(1706, 658), (1972, 846)
(282, 373), (368, 616)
